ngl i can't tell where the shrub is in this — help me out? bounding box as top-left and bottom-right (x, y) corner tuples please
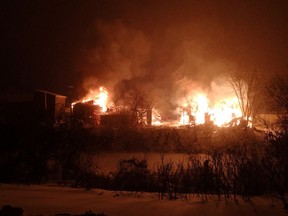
(263, 130), (288, 209)
(112, 157), (151, 192)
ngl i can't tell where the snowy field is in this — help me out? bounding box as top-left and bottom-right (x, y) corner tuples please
(0, 184), (287, 216)
(96, 152), (193, 173)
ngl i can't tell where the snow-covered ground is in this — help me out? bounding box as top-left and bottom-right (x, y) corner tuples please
(0, 184), (287, 216)
(96, 152), (192, 173)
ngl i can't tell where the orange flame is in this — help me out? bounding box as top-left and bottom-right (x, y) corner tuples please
(177, 88), (245, 127)
(152, 109), (162, 126)
(72, 86), (109, 112)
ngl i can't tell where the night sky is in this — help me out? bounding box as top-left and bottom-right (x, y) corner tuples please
(2, 0), (288, 102)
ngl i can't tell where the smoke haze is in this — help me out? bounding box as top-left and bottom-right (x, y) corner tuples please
(2, 0), (288, 111)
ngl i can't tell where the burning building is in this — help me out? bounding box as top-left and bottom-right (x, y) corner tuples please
(72, 79), (248, 128)
(71, 86), (161, 127)
(72, 77), (258, 128)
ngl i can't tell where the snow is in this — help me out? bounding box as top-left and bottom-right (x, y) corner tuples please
(96, 152), (191, 173)
(0, 184), (287, 216)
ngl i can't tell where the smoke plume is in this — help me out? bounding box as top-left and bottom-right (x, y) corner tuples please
(76, 0), (288, 118)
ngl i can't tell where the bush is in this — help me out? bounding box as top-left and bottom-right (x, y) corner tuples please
(263, 130), (288, 209)
(112, 157), (151, 191)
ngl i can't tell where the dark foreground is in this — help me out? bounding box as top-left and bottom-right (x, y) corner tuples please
(1, 184), (287, 216)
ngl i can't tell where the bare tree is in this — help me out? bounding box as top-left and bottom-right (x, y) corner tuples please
(264, 75), (288, 208)
(229, 71), (264, 127)
(114, 87), (154, 126)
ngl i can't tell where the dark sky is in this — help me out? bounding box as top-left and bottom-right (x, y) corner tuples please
(2, 0), (288, 103)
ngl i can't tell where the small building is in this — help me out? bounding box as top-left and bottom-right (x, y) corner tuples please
(254, 112), (288, 130)
(254, 101), (288, 130)
(0, 89), (67, 127)
(33, 89), (67, 127)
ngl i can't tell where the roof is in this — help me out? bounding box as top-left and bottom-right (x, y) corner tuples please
(34, 89), (67, 98)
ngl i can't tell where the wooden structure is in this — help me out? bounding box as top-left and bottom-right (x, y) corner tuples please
(33, 89), (67, 126)
(0, 89), (67, 127)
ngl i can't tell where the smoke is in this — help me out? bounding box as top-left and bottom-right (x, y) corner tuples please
(80, 20), (151, 89)
(2, 0), (288, 101)
(76, 0), (288, 119)
(78, 18), (240, 118)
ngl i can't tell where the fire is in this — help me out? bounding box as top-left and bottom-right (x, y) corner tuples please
(179, 111), (189, 125)
(177, 90), (244, 127)
(72, 86), (109, 112)
(210, 97), (242, 126)
(152, 109), (162, 126)
(71, 80), (250, 128)
(195, 93), (209, 124)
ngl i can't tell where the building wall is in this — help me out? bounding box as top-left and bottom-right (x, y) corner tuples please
(254, 113), (284, 129)
(0, 90), (67, 127)
(33, 90), (66, 126)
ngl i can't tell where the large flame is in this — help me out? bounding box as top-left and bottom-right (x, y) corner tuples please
(152, 109), (162, 126)
(177, 83), (245, 127)
(211, 97), (242, 126)
(72, 86), (109, 112)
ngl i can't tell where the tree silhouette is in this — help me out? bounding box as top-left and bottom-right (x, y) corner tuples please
(114, 87), (154, 126)
(229, 71), (264, 127)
